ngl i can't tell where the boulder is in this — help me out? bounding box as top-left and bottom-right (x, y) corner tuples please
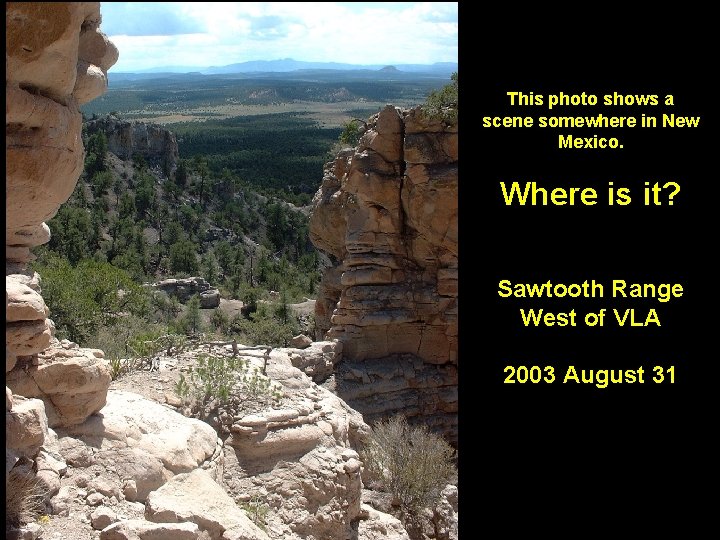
(152, 277), (216, 304)
(6, 346), (111, 427)
(87, 491), (105, 506)
(199, 289), (221, 308)
(358, 504), (410, 540)
(289, 334), (312, 349)
(100, 520), (200, 540)
(57, 391), (222, 502)
(92, 507), (118, 530)
(5, 319), (53, 357)
(145, 469), (269, 540)
(50, 485), (74, 516)
(6, 397), (48, 454)
(6, 277), (49, 322)
(284, 340), (342, 382)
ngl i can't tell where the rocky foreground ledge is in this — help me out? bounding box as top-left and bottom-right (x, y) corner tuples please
(8, 339), (457, 540)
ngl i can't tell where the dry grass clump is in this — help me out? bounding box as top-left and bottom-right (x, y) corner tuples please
(361, 415), (457, 516)
(6, 469), (46, 531)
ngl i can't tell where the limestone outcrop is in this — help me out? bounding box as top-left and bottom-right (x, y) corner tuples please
(309, 105), (458, 442)
(85, 115), (180, 176)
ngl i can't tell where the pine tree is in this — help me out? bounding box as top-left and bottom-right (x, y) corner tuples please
(183, 295), (202, 335)
(202, 252), (219, 285)
(169, 239), (199, 274)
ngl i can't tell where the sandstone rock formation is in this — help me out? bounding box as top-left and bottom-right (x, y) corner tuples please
(6, 4), (119, 533)
(32, 342), (385, 539)
(6, 0), (118, 387)
(6, 2), (118, 268)
(219, 348), (370, 540)
(7, 339), (111, 428)
(309, 105), (458, 441)
(85, 115), (180, 176)
(281, 339), (343, 382)
(152, 277), (221, 308)
(55, 390), (223, 503)
(145, 469), (269, 540)
(6, 275), (52, 361)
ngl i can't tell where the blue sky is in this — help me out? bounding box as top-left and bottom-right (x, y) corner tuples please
(100, 2), (458, 72)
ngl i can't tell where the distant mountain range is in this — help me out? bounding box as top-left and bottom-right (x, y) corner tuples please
(115, 58), (458, 75)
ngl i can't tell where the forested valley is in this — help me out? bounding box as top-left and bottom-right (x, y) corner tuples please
(32, 71), (456, 366)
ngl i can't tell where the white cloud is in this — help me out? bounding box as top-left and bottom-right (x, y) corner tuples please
(103, 2), (458, 71)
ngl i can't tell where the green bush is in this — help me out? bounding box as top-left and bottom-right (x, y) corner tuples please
(151, 292), (183, 324)
(242, 364), (281, 400)
(188, 354), (242, 403)
(240, 495), (270, 532)
(211, 308), (229, 333)
(339, 119), (362, 146)
(32, 253), (150, 344)
(169, 239), (199, 274)
(229, 308), (298, 348)
(361, 415), (457, 516)
(91, 320), (177, 379)
(181, 354), (283, 408)
(91, 170), (114, 196)
(46, 206), (94, 265)
(236, 286), (261, 317)
(422, 72), (458, 123)
(109, 357), (124, 380)
(177, 295), (203, 335)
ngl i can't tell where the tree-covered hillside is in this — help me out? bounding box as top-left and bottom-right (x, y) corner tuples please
(33, 118), (325, 352)
(36, 72), (458, 359)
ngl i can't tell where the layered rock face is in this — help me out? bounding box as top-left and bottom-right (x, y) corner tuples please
(220, 347), (370, 540)
(6, 2), (118, 268)
(6, 1), (118, 474)
(7, 340), (110, 428)
(86, 115), (180, 175)
(310, 106), (458, 441)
